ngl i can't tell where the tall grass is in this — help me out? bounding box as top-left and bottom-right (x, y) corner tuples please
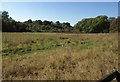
(2, 33), (118, 80)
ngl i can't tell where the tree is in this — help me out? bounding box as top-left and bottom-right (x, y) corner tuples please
(110, 17), (120, 32)
(108, 17), (116, 22)
(2, 11), (118, 33)
(35, 20), (42, 25)
(2, 11), (9, 20)
(74, 15), (110, 33)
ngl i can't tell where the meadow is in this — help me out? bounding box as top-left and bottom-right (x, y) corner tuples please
(2, 32), (118, 80)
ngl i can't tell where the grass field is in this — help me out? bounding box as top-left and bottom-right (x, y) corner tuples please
(2, 32), (118, 80)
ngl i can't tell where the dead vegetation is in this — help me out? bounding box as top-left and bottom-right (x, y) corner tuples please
(2, 33), (118, 80)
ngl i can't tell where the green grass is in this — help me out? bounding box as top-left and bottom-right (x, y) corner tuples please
(2, 33), (105, 56)
(2, 32), (118, 80)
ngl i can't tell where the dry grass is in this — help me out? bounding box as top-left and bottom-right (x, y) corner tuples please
(2, 32), (118, 80)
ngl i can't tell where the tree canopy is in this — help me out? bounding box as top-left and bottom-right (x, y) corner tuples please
(2, 11), (119, 33)
(73, 16), (110, 33)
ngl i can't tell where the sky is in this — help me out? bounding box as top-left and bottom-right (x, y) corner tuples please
(2, 2), (118, 26)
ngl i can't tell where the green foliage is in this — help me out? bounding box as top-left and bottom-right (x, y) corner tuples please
(2, 33), (102, 56)
(2, 11), (72, 32)
(74, 15), (110, 33)
(2, 11), (119, 33)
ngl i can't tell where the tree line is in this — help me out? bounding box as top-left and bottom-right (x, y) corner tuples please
(1, 11), (119, 33)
